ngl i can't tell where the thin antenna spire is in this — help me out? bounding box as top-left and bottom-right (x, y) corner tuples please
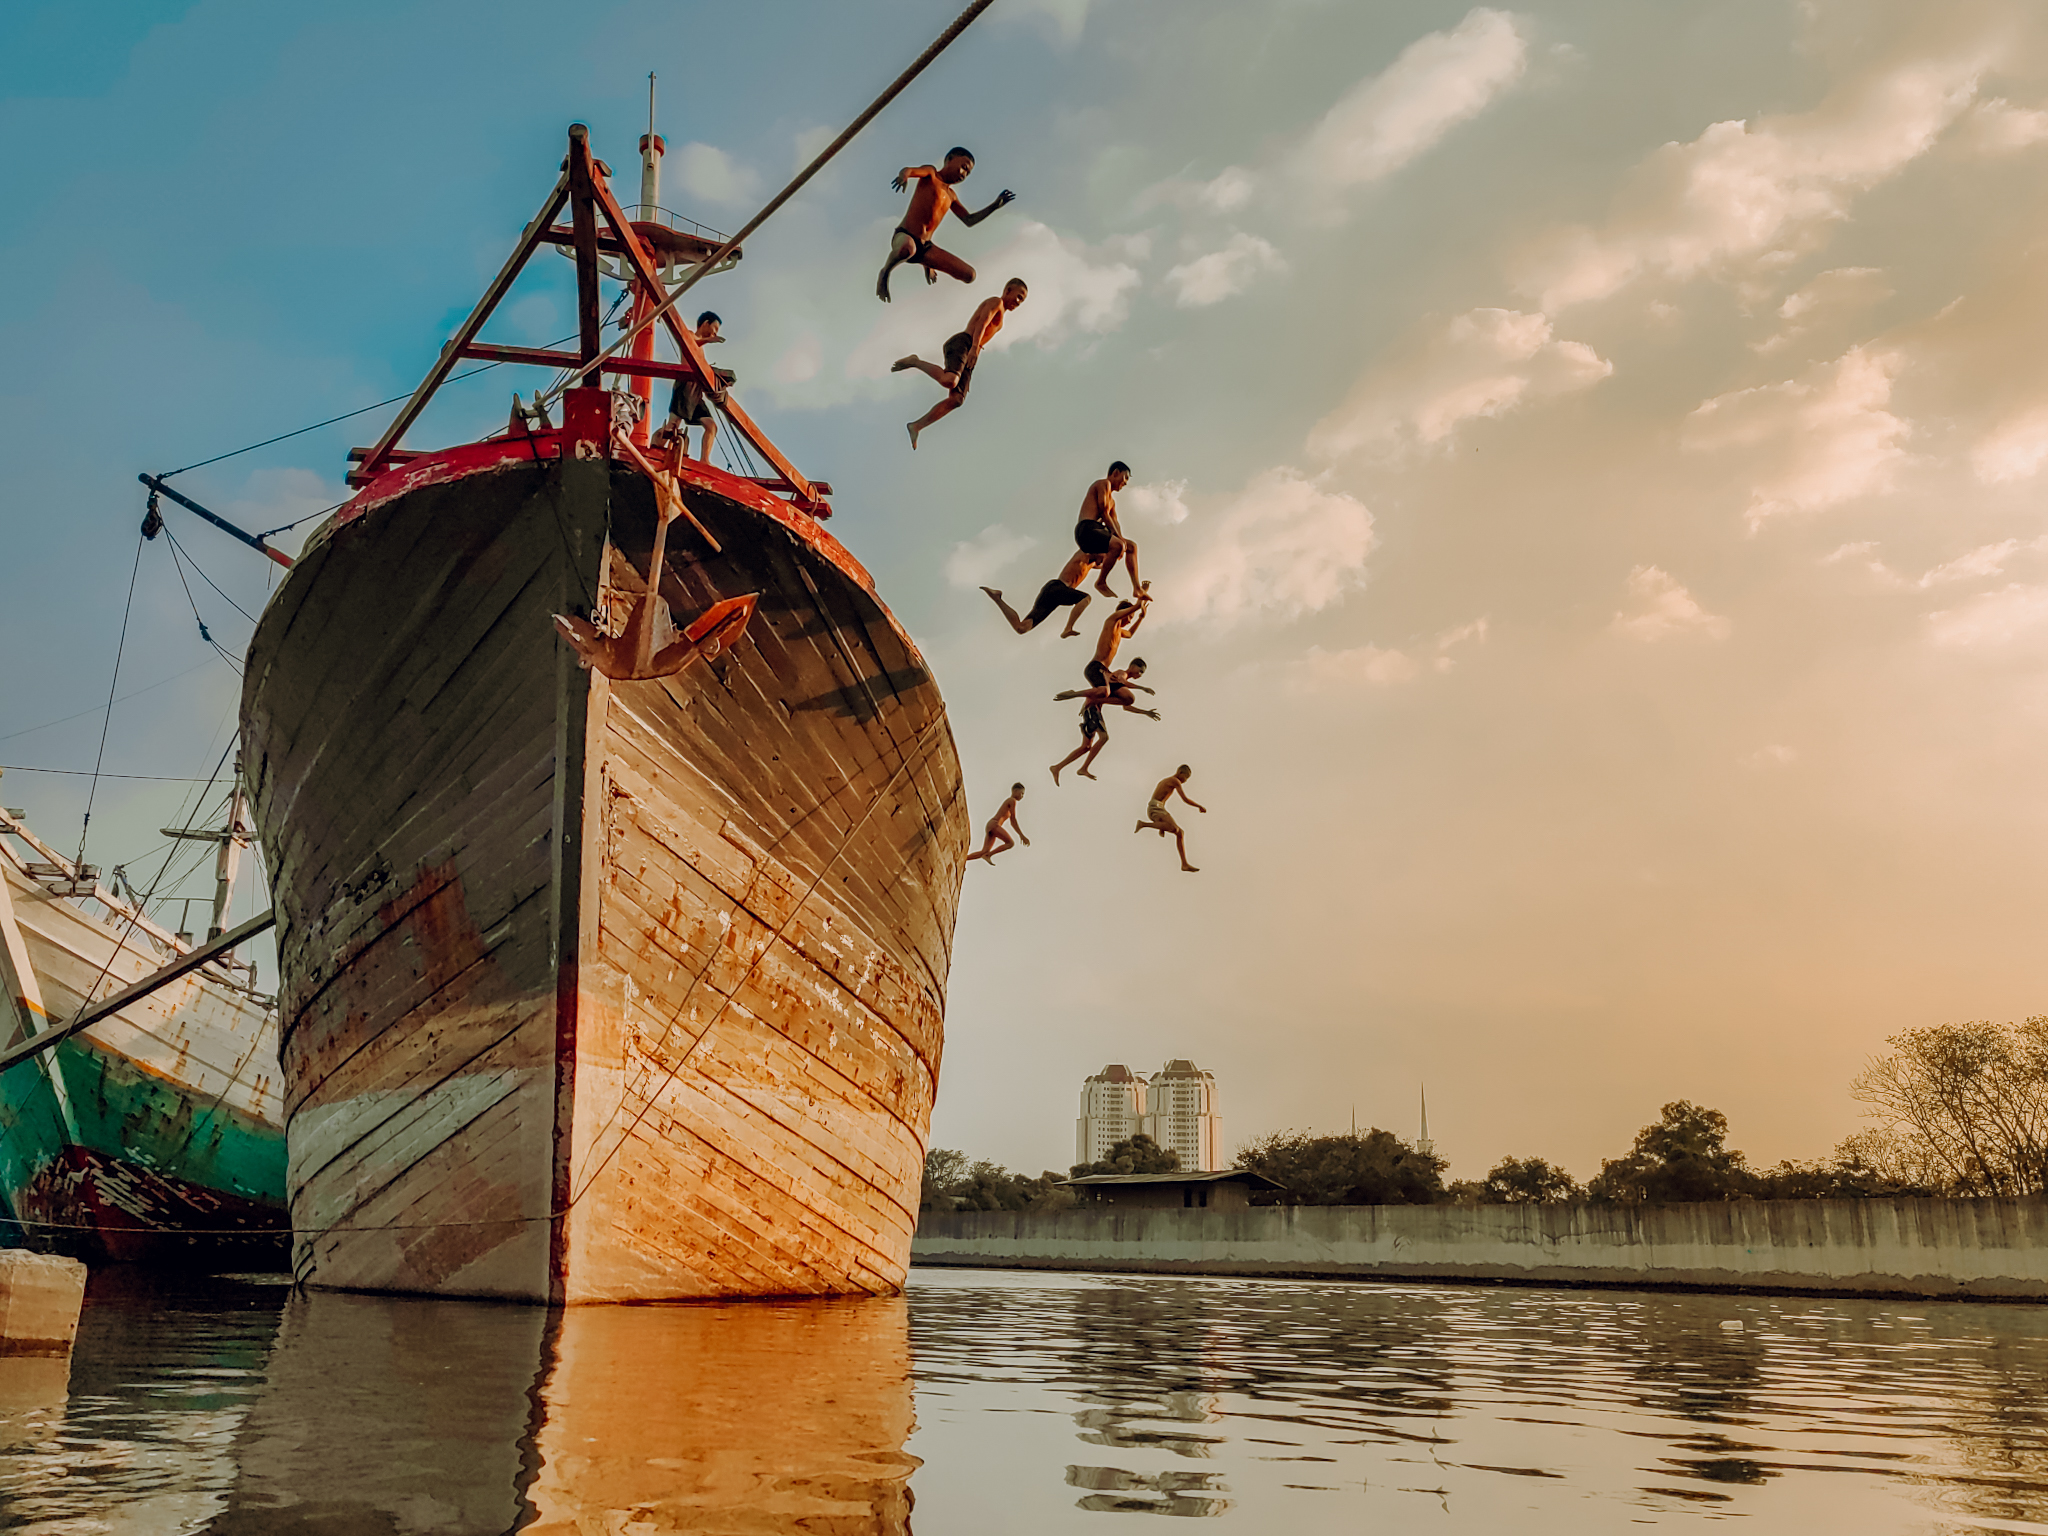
(648, 71), (656, 139)
(1417, 1085), (1434, 1158)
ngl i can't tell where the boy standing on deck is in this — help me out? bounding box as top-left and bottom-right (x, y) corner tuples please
(895, 279), (1027, 448)
(876, 148), (1016, 301)
(657, 311), (732, 463)
(965, 783), (1031, 864)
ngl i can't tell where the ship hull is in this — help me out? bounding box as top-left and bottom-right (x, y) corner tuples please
(0, 857), (287, 1265)
(242, 398), (966, 1302)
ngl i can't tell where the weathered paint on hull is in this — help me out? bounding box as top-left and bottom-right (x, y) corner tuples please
(242, 394), (967, 1303)
(0, 858), (287, 1265)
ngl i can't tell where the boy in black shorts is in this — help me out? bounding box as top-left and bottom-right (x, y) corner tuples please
(981, 548), (1099, 639)
(658, 311), (732, 462)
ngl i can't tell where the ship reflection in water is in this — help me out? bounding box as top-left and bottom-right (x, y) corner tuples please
(5, 1270), (2048, 1532)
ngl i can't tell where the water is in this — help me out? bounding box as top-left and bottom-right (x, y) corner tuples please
(4, 1268), (2047, 1533)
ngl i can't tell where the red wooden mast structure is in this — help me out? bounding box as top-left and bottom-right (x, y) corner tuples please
(347, 122), (830, 516)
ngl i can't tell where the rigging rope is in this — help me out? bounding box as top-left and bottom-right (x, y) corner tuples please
(74, 533), (146, 874)
(536, 0), (999, 410)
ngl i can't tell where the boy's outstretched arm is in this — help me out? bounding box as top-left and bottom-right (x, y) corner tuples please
(892, 165), (934, 192)
(956, 189), (1017, 225)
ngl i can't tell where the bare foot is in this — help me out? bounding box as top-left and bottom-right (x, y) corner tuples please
(1077, 769), (1097, 780)
(1133, 821), (1146, 834)
(877, 270), (893, 302)
(1181, 864), (1200, 873)
(1059, 621), (1084, 638)
(907, 422), (920, 450)
(890, 355), (918, 372)
(1092, 579), (1119, 597)
(925, 265), (938, 285)
(982, 586), (1003, 603)
(1049, 764), (1063, 785)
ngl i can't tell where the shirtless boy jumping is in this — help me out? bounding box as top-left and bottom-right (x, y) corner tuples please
(877, 148), (1015, 302)
(1084, 594), (1150, 690)
(965, 782), (1030, 864)
(982, 546), (1096, 639)
(1050, 661), (1155, 784)
(895, 279), (1027, 447)
(1135, 764), (1207, 874)
(1074, 462), (1142, 598)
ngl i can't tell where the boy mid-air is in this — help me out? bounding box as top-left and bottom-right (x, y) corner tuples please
(1050, 661), (1155, 784)
(965, 782), (1030, 864)
(982, 547), (1098, 639)
(894, 279), (1027, 447)
(1073, 462), (1142, 598)
(1084, 594), (1150, 690)
(1135, 764), (1207, 874)
(877, 147), (1015, 302)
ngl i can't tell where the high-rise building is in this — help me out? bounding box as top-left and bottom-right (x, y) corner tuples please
(1141, 1059), (1222, 1172)
(1075, 1064), (1148, 1166)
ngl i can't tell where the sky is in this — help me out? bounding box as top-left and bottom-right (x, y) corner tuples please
(3, 0), (2047, 1185)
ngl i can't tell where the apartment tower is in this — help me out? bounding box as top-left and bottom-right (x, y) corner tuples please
(1075, 1064), (1148, 1166)
(1142, 1059), (1221, 1172)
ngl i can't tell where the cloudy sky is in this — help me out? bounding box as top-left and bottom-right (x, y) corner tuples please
(4, 0), (2047, 1183)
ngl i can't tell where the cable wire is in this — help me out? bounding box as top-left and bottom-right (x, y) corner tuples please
(74, 533), (146, 872)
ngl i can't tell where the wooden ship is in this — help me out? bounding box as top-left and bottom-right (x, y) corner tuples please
(238, 122), (968, 1303)
(0, 787), (287, 1263)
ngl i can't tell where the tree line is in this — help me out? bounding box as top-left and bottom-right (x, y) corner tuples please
(923, 1017), (2048, 1209)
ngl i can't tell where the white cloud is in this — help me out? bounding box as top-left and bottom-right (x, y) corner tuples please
(1004, 0), (1091, 43)
(771, 332), (822, 385)
(1292, 644), (1419, 689)
(1137, 166), (1255, 216)
(1123, 479), (1189, 525)
(671, 142), (759, 207)
(1928, 583), (2048, 649)
(944, 525), (1037, 589)
(1612, 565), (1730, 642)
(1288, 618), (1488, 691)
(1520, 52), (1986, 310)
(1307, 308), (1611, 461)
(1755, 266), (1892, 352)
(1166, 467), (1376, 627)
(844, 220), (1140, 381)
(1296, 8), (1529, 195)
(1972, 406), (2048, 483)
(1164, 232), (1286, 307)
(1958, 97), (2048, 155)
(1683, 345), (1910, 529)
(1824, 538), (2036, 591)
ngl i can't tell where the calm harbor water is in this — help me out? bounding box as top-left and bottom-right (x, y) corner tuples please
(3, 1268), (2047, 1533)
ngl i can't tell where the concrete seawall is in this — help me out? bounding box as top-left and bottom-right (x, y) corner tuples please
(911, 1199), (2048, 1300)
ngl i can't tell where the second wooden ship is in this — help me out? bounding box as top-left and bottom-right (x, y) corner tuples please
(238, 124), (968, 1302)
(0, 791), (286, 1263)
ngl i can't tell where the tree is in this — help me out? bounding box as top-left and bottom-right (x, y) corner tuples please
(1587, 1102), (1753, 1204)
(922, 1147), (970, 1210)
(1071, 1133), (1181, 1178)
(1850, 1019), (2048, 1195)
(1234, 1128), (1445, 1205)
(1480, 1155), (1581, 1204)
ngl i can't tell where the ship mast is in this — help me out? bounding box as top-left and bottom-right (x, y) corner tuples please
(160, 756), (256, 976)
(625, 72), (666, 446)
